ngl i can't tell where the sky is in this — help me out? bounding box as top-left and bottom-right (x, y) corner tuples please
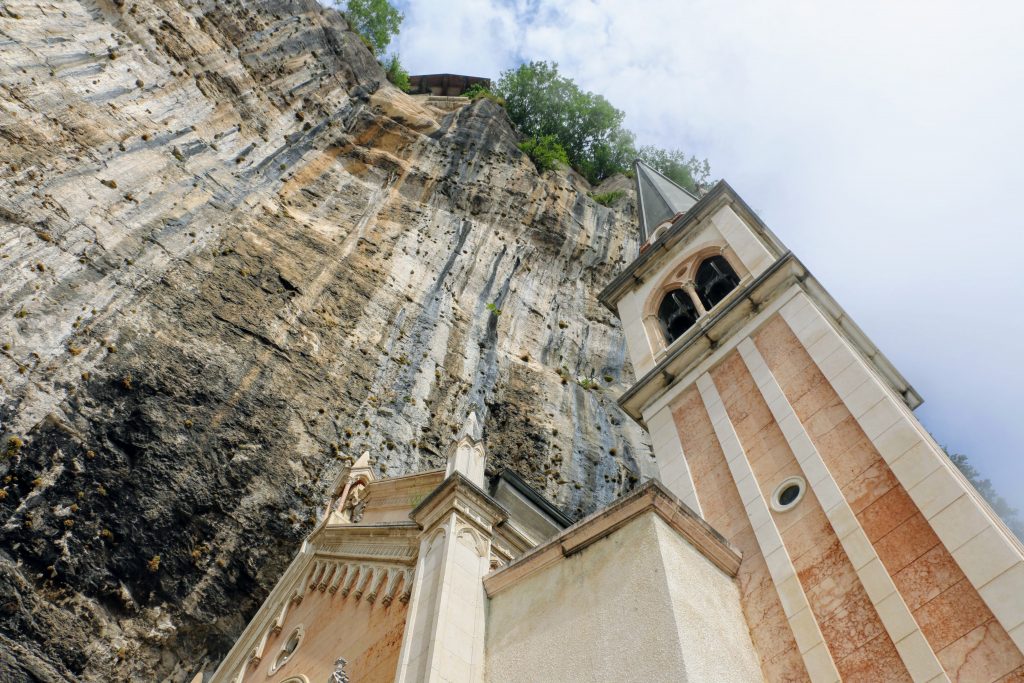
(392, 0), (1024, 512)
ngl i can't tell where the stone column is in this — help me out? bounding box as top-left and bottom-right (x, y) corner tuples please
(682, 280), (707, 316)
(394, 474), (507, 683)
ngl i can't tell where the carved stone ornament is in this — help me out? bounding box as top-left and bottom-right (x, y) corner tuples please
(351, 497), (367, 523)
(328, 657), (349, 683)
(343, 482), (368, 523)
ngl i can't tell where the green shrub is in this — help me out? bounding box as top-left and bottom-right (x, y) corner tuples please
(519, 135), (569, 173)
(590, 190), (625, 207)
(462, 84), (505, 106)
(3, 436), (23, 459)
(384, 54), (410, 92)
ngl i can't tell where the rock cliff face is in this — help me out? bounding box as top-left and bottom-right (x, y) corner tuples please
(0, 0), (651, 679)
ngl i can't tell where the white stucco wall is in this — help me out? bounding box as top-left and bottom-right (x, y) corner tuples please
(484, 511), (762, 682)
(652, 515), (764, 681)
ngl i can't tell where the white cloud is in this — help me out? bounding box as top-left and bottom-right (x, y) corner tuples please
(395, 0), (1024, 510)
(392, 0), (520, 76)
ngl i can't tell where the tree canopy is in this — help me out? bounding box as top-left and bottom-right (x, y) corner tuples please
(342, 0), (410, 91)
(492, 61), (710, 189)
(344, 0), (403, 54)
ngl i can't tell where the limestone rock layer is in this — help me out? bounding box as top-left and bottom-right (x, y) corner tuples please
(0, 0), (649, 679)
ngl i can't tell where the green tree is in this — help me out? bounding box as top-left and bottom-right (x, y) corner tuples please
(947, 449), (1023, 541)
(384, 54), (410, 92)
(637, 146), (712, 195)
(577, 128), (636, 186)
(344, 0), (403, 54)
(494, 61), (713, 189)
(462, 83), (489, 99)
(495, 61), (629, 183)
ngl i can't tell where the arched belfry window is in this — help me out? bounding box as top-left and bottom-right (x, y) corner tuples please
(695, 256), (740, 311)
(658, 289), (699, 344)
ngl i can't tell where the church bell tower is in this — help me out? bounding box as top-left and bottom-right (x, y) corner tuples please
(599, 162), (1024, 681)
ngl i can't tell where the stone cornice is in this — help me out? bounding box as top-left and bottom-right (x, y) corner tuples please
(493, 520), (536, 558)
(311, 522), (421, 565)
(311, 520), (420, 541)
(616, 255), (922, 421)
(483, 480), (742, 598)
(617, 254), (796, 420)
(210, 520), (423, 681)
(410, 472), (509, 534)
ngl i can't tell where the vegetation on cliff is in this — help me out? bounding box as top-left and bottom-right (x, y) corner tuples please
(344, 1), (707, 188)
(384, 53), (411, 92)
(342, 0), (409, 90)
(341, 0), (402, 54)
(490, 61), (710, 190)
(517, 135), (570, 173)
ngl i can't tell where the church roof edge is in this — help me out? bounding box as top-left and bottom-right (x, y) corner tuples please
(493, 469), (574, 528)
(483, 478), (742, 597)
(409, 471), (510, 527)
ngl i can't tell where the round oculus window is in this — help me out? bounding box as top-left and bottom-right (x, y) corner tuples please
(770, 477), (806, 512)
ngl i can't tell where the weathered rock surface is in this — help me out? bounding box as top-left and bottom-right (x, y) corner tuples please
(0, 0), (651, 679)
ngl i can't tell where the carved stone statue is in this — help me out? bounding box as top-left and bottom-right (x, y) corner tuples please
(328, 657), (348, 683)
(342, 482), (367, 523)
(350, 497), (367, 523)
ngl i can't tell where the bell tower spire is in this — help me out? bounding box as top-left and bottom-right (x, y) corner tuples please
(634, 159), (698, 242)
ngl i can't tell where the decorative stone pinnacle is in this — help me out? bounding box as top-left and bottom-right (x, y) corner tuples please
(458, 410), (482, 443)
(351, 450), (371, 471)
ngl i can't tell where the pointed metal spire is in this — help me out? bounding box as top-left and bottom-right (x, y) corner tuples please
(635, 159), (698, 242)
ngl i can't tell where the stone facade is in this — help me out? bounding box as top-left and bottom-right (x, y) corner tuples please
(211, 420), (762, 682)
(214, 451), (429, 683)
